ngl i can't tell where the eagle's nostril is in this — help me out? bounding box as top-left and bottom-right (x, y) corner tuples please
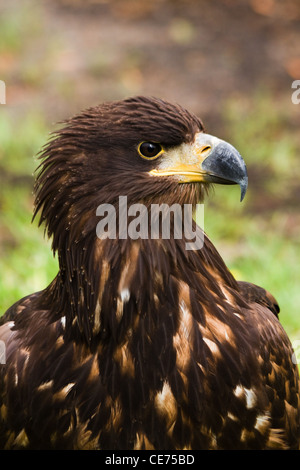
(200, 145), (211, 156)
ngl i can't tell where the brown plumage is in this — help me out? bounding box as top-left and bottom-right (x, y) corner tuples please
(0, 96), (299, 450)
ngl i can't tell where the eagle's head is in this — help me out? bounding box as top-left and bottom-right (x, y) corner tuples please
(34, 96), (247, 253)
(33, 96), (248, 342)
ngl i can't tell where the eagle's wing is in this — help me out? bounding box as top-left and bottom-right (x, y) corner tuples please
(244, 301), (300, 449)
(237, 280), (280, 317)
(226, 277), (299, 448)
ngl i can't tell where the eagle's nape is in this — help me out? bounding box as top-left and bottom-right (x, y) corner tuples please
(0, 96), (299, 450)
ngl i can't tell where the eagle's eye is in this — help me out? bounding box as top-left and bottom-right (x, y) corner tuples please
(138, 142), (164, 160)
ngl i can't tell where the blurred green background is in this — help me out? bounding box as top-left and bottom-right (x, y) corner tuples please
(0, 0), (299, 349)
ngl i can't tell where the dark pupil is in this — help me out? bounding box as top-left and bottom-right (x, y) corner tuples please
(141, 142), (161, 157)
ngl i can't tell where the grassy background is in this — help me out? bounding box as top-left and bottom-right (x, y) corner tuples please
(0, 111), (58, 310)
(205, 92), (300, 339)
(0, 0), (299, 354)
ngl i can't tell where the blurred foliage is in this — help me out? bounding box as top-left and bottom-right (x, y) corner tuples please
(0, 111), (58, 312)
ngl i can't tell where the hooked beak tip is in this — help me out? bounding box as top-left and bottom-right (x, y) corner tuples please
(240, 177), (248, 202)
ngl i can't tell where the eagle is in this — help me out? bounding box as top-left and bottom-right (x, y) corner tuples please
(0, 96), (299, 450)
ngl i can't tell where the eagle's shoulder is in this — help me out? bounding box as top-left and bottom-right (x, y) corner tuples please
(237, 280), (280, 317)
(0, 292), (43, 325)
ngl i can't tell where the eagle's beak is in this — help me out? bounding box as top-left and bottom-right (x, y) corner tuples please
(149, 133), (248, 201)
(197, 133), (248, 201)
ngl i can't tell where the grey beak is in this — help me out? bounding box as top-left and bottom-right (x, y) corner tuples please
(200, 136), (248, 201)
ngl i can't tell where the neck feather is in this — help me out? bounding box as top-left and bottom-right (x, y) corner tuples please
(43, 226), (240, 346)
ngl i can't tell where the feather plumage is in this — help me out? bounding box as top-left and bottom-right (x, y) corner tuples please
(0, 96), (299, 450)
